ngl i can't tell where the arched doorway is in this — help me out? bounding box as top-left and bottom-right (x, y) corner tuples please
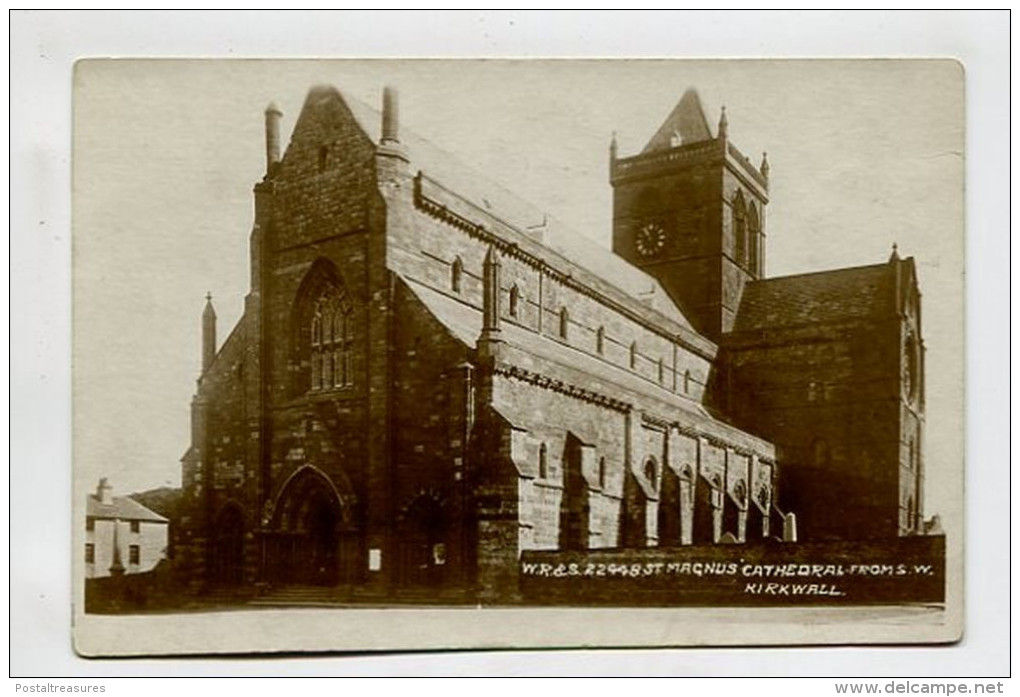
(268, 467), (355, 586)
(396, 492), (447, 587)
(211, 504), (245, 586)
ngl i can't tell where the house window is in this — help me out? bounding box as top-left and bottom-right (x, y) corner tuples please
(85, 518), (95, 532)
(596, 326), (605, 355)
(130, 520), (140, 533)
(129, 545), (140, 565)
(318, 145), (329, 173)
(509, 285), (520, 318)
(451, 257), (463, 293)
(310, 288), (353, 391)
(538, 443), (549, 479)
(559, 307), (569, 340)
(85, 544), (94, 564)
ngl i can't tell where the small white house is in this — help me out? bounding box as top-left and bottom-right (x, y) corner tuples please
(85, 478), (169, 579)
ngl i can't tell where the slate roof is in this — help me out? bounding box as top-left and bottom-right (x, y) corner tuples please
(326, 86), (695, 331)
(401, 276), (706, 415)
(87, 495), (168, 523)
(732, 262), (896, 333)
(401, 276), (481, 348)
(402, 276), (774, 456)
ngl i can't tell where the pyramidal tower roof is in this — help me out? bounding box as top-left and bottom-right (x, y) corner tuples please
(641, 88), (714, 153)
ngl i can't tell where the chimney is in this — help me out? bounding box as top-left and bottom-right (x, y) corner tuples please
(264, 101), (283, 172)
(202, 292), (217, 373)
(97, 477), (113, 505)
(381, 86), (400, 145)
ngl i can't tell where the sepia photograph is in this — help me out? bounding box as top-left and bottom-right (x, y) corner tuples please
(67, 58), (966, 656)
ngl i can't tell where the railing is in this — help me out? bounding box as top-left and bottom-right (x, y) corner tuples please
(613, 141), (720, 175)
(612, 140), (768, 189)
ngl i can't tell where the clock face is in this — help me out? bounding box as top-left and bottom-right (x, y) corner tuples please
(636, 222), (667, 258)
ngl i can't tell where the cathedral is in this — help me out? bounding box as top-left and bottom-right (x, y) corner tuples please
(177, 84), (927, 601)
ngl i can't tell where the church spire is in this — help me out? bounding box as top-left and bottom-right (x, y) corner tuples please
(381, 85), (400, 145)
(377, 84), (409, 167)
(640, 88), (712, 153)
(264, 102), (283, 174)
(718, 105), (728, 142)
(202, 292), (217, 373)
(610, 131), (618, 161)
(889, 242), (900, 262)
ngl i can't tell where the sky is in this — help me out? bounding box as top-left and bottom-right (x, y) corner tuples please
(72, 59), (964, 524)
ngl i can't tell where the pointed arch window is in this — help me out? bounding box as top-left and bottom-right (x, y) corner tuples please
(598, 456), (607, 489)
(596, 326), (605, 355)
(538, 443), (549, 479)
(451, 257), (464, 294)
(644, 457), (658, 487)
(559, 307), (569, 340)
(683, 369), (692, 395)
(310, 287), (353, 391)
(732, 190), (747, 266)
(629, 341), (638, 370)
(747, 203), (761, 274)
(733, 480), (747, 507)
(657, 357), (665, 385)
(509, 284), (521, 318)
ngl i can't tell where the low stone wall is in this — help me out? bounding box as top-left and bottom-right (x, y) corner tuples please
(84, 561), (188, 613)
(519, 535), (944, 606)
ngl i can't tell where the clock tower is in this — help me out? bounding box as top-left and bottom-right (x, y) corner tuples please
(611, 89), (770, 339)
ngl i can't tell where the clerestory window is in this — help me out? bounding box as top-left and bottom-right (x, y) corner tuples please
(509, 285), (521, 318)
